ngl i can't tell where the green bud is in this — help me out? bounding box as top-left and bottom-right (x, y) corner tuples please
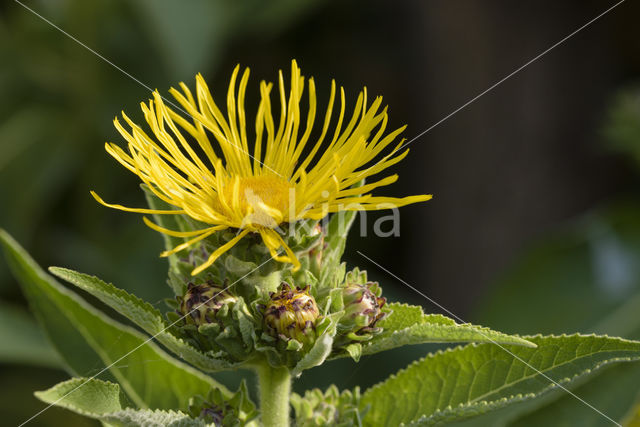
(263, 282), (320, 345)
(340, 282), (386, 338)
(179, 281), (236, 326)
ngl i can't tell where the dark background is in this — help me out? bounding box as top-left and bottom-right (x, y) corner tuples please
(2, 0), (640, 424)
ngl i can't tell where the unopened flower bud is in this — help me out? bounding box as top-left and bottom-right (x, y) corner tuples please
(180, 281), (236, 326)
(263, 282), (319, 344)
(291, 385), (364, 427)
(199, 403), (225, 425)
(340, 282), (386, 336)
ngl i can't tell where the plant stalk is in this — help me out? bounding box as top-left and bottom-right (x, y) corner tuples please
(257, 363), (291, 427)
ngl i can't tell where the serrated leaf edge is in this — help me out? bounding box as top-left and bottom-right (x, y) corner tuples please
(363, 334), (640, 426)
(49, 266), (239, 372)
(410, 354), (640, 425)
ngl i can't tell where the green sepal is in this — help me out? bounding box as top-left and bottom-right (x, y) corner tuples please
(344, 343), (362, 362)
(286, 339), (303, 351)
(344, 266), (368, 285)
(346, 331), (372, 342)
(179, 295), (258, 361)
(291, 312), (342, 376)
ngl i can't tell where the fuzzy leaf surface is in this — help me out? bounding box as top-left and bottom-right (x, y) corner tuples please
(49, 266), (239, 372)
(0, 229), (229, 411)
(103, 408), (207, 427)
(360, 334), (640, 426)
(35, 377), (125, 416)
(505, 362), (640, 427)
(331, 303), (535, 360)
(36, 378), (208, 427)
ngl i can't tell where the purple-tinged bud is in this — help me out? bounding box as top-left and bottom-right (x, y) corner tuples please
(179, 281), (236, 326)
(263, 282), (320, 345)
(340, 282), (386, 336)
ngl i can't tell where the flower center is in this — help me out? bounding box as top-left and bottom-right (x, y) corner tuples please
(216, 175), (292, 228)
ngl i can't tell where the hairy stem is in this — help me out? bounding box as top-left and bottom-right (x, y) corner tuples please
(257, 363), (291, 427)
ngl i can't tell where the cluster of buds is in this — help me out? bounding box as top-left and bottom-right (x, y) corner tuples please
(179, 281), (237, 326)
(339, 282), (386, 339)
(263, 282), (320, 345)
(188, 384), (258, 426)
(291, 385), (365, 427)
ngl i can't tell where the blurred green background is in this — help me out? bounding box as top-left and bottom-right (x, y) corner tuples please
(2, 0), (640, 424)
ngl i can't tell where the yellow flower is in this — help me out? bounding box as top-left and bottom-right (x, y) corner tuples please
(92, 60), (431, 276)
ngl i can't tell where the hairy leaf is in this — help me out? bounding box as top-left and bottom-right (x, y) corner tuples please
(360, 334), (640, 426)
(0, 229), (230, 411)
(2, 231), (117, 379)
(36, 378), (207, 427)
(35, 377), (125, 416)
(49, 266), (239, 372)
(103, 408), (207, 427)
(331, 303), (535, 361)
(292, 312), (343, 376)
(506, 362), (640, 427)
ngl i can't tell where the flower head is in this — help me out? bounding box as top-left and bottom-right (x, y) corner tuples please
(93, 60), (431, 275)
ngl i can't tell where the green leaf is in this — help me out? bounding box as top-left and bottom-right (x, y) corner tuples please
(0, 301), (61, 368)
(2, 232), (118, 379)
(103, 408), (206, 427)
(292, 334), (334, 377)
(35, 377), (125, 416)
(49, 266), (164, 333)
(507, 363), (640, 427)
(292, 312), (342, 376)
(291, 385), (366, 427)
(360, 334), (640, 426)
(331, 303), (535, 360)
(36, 378), (206, 427)
(0, 229), (230, 411)
(49, 266), (239, 372)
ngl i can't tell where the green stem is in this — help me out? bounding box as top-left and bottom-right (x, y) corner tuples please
(256, 363), (291, 427)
